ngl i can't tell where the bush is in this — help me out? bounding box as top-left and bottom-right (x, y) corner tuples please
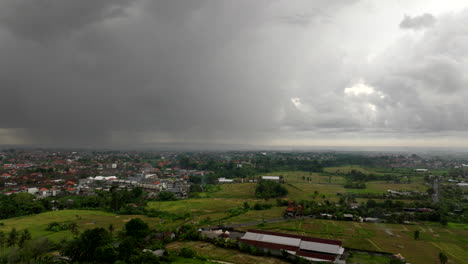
(180, 247), (196, 258)
(227, 207), (247, 217)
(157, 191), (177, 201)
(344, 181), (366, 189)
(253, 203), (272, 210)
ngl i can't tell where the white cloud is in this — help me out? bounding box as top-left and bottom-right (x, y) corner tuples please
(344, 80), (375, 96)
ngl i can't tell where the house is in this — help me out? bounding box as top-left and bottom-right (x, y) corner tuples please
(142, 249), (165, 257)
(218, 177), (234, 183)
(364, 217), (380, 223)
(414, 169), (428, 172)
(457, 182), (468, 188)
(239, 229), (345, 263)
(343, 214), (354, 221)
(261, 176), (280, 181)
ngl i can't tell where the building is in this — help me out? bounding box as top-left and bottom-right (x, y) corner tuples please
(239, 229), (344, 263)
(218, 177), (234, 183)
(414, 169), (428, 172)
(261, 176), (280, 181)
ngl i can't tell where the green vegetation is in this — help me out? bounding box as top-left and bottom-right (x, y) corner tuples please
(0, 160), (466, 263)
(166, 241), (289, 264)
(237, 218), (468, 264)
(347, 251), (393, 264)
(255, 180), (288, 199)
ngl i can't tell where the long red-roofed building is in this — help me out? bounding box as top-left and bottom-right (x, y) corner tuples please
(239, 229), (345, 263)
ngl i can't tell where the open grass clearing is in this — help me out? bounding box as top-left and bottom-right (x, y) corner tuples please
(148, 198), (259, 216)
(347, 251), (392, 264)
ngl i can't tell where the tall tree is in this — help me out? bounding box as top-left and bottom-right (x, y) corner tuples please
(0, 231), (5, 248)
(18, 229), (32, 248)
(124, 218), (149, 239)
(7, 228), (18, 247)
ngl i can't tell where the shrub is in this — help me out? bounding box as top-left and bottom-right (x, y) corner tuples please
(180, 247), (196, 258)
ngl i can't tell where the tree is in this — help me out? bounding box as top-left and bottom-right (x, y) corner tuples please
(7, 228), (18, 247)
(255, 180), (288, 199)
(22, 237), (51, 261)
(62, 228), (112, 262)
(18, 229), (31, 248)
(439, 217), (448, 226)
(124, 218), (149, 239)
(180, 247), (196, 258)
(414, 230), (420, 240)
(439, 252), (448, 264)
(0, 231), (5, 248)
(69, 222), (79, 236)
(157, 191), (177, 201)
(118, 237), (138, 262)
(366, 199), (377, 208)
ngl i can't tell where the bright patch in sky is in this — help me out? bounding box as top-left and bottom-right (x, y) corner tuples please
(344, 80), (375, 96)
(290, 97), (311, 113)
(291, 97), (302, 107)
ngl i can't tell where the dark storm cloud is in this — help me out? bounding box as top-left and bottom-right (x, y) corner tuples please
(400, 13), (436, 30)
(1, 0), (343, 146)
(0, 0), (132, 40)
(1, 0), (467, 147)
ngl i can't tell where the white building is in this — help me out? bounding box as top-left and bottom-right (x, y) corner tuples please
(415, 169), (429, 172)
(218, 177), (234, 183)
(262, 176), (280, 181)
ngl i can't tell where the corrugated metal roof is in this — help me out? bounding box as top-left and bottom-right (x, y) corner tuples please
(299, 240), (341, 254)
(242, 232), (301, 247)
(262, 176), (280, 180)
(241, 229), (345, 259)
(247, 229), (342, 246)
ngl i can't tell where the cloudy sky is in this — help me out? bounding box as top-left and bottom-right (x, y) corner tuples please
(1, 0), (468, 148)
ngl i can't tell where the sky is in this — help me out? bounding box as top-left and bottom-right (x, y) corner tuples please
(1, 0), (468, 149)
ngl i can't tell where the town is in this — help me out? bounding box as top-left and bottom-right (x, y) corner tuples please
(0, 148), (467, 263)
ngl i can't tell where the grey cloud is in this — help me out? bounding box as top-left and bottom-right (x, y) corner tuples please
(0, 0), (294, 146)
(278, 12), (330, 26)
(2, 0), (467, 148)
(0, 0), (131, 40)
(400, 13), (436, 30)
(366, 10), (468, 133)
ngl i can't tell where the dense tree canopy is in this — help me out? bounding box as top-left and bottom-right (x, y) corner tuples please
(255, 180), (288, 199)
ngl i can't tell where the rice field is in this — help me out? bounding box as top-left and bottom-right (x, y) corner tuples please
(237, 219), (468, 264)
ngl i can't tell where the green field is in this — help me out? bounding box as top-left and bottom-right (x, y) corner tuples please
(236, 219), (468, 264)
(0, 167), (457, 263)
(0, 210), (171, 241)
(347, 251), (393, 264)
(145, 169), (430, 226)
